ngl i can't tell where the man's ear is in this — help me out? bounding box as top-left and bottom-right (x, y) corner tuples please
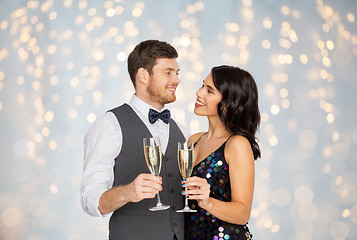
(137, 67), (148, 85)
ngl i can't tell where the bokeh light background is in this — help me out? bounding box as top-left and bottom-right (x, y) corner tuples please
(1, 0), (357, 239)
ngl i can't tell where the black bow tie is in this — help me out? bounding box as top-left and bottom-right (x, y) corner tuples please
(148, 108), (171, 124)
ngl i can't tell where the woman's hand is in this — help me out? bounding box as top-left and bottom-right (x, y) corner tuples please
(182, 176), (211, 209)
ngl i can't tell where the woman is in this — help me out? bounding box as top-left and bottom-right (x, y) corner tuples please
(183, 65), (260, 239)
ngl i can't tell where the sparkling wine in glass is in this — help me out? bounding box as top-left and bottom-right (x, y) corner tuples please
(143, 137), (170, 211)
(177, 142), (197, 212)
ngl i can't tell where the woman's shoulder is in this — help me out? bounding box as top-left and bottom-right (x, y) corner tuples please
(188, 132), (206, 145)
(225, 135), (253, 163)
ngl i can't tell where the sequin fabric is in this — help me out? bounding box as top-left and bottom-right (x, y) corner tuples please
(185, 141), (253, 240)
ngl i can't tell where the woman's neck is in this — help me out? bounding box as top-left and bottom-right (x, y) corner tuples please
(206, 115), (231, 139)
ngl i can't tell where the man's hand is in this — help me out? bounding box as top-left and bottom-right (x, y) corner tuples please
(98, 173), (162, 215)
(126, 173), (163, 202)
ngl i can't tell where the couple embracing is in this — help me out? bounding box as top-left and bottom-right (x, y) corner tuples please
(81, 40), (260, 240)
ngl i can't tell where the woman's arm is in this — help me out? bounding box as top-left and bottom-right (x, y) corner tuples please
(183, 135), (255, 225)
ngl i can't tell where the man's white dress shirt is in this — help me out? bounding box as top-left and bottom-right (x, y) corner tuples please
(80, 94), (189, 218)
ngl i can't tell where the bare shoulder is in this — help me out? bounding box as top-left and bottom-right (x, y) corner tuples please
(188, 132), (206, 145)
(225, 135), (254, 165)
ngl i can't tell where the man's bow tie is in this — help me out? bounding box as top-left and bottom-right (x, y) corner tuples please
(148, 108), (171, 124)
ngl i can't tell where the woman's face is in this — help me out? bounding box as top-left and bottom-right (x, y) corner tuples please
(194, 73), (222, 117)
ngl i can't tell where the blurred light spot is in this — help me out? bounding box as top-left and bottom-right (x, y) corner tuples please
(193, 62), (204, 73)
(271, 224), (280, 233)
(180, 36), (190, 47)
(326, 40), (334, 50)
(261, 113), (269, 122)
(50, 184), (59, 194)
(251, 208), (259, 217)
(91, 48), (104, 61)
(335, 176), (343, 186)
(351, 206), (357, 224)
(281, 99), (290, 109)
(52, 94), (60, 103)
(274, 188), (291, 207)
(322, 56), (331, 67)
(327, 113), (334, 123)
(270, 105), (280, 115)
(49, 11), (57, 20)
(300, 54), (308, 64)
(106, 8), (115, 17)
(195, 1), (204, 10)
(322, 145), (333, 158)
(347, 13), (355, 22)
(78, 0), (87, 9)
(342, 209), (350, 218)
(132, 8), (142, 17)
(185, 5), (195, 14)
(115, 6), (124, 14)
(1, 208), (21, 228)
(265, 84), (276, 97)
(34, 133), (43, 143)
(281, 6), (290, 15)
(241, 7), (254, 20)
(225, 36), (236, 46)
(88, 7), (97, 16)
(259, 203), (267, 211)
(299, 203), (318, 221)
(323, 164), (331, 173)
(295, 185), (313, 204)
(42, 127), (50, 137)
(263, 17), (272, 29)
(45, 111), (54, 122)
(262, 40), (271, 49)
(49, 140), (57, 150)
(225, 22), (239, 32)
(190, 120), (200, 133)
(29, 198), (48, 217)
(332, 131), (340, 141)
(87, 113), (96, 123)
(269, 136), (278, 146)
(280, 88), (288, 98)
(298, 129), (317, 148)
(68, 109), (78, 119)
(0, 20), (8, 30)
(330, 221), (350, 239)
(75, 95), (84, 105)
(117, 51), (126, 62)
(242, 0), (252, 7)
(63, 0), (72, 8)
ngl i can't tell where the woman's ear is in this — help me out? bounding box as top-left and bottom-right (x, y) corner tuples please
(221, 105), (228, 115)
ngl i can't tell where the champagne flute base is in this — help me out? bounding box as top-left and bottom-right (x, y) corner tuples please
(149, 204), (170, 211)
(176, 206), (197, 213)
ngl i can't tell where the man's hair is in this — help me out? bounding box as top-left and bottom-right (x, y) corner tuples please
(127, 39), (178, 88)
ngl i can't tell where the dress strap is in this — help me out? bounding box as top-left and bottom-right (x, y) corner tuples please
(193, 132), (207, 147)
(225, 134), (234, 143)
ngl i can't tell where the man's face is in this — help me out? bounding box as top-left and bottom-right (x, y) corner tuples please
(146, 58), (180, 108)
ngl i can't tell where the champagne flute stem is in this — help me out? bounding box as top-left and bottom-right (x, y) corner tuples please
(184, 186), (188, 207)
(156, 191), (162, 206)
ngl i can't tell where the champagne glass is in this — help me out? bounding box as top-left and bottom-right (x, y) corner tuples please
(176, 142), (197, 212)
(143, 137), (170, 211)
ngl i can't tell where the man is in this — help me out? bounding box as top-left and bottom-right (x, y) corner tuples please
(81, 40), (188, 240)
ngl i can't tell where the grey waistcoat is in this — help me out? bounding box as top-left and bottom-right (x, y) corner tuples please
(108, 104), (185, 240)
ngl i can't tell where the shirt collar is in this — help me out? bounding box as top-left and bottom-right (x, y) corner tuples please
(130, 94), (165, 117)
